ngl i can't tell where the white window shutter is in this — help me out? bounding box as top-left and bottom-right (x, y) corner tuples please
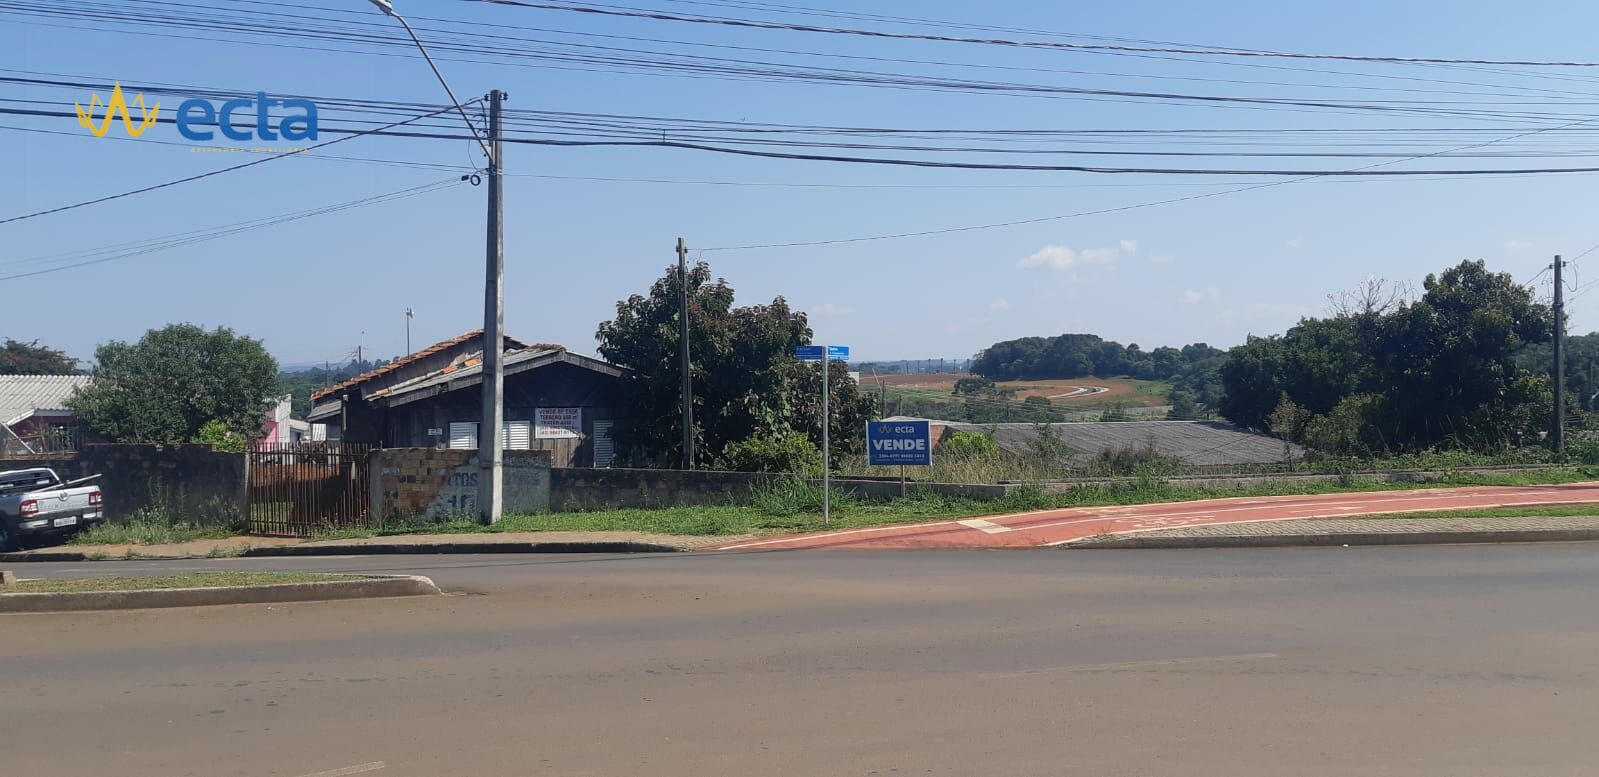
(504, 420), (532, 450)
(448, 421), (478, 450)
(593, 419), (615, 467)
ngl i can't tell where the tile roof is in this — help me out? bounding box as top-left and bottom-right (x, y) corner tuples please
(0, 374), (91, 426)
(309, 330), (547, 401)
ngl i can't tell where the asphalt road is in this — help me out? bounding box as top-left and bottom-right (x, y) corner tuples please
(6, 546), (1599, 776)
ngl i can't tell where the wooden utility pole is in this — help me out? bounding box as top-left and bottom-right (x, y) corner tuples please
(677, 237), (695, 469)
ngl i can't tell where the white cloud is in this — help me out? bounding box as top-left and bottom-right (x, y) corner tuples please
(1287, 236), (1305, 249)
(989, 298), (1010, 311)
(1181, 287), (1221, 304)
(1017, 241), (1132, 272)
(1504, 239), (1533, 254)
(809, 303), (855, 317)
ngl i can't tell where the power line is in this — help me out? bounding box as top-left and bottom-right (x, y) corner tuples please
(0, 177), (467, 281)
(699, 115), (1599, 251)
(0, 102), (465, 226)
(474, 0), (1599, 68)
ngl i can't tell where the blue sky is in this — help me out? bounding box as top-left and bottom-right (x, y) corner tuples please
(6, 0), (1599, 368)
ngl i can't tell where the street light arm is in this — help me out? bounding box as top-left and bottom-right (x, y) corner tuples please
(377, 5), (496, 161)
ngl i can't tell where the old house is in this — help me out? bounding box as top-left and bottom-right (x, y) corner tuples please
(0, 374), (92, 454)
(306, 330), (626, 467)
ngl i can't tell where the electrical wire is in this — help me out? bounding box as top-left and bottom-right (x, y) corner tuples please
(474, 0), (1599, 68)
(0, 102), (467, 226)
(0, 177), (468, 281)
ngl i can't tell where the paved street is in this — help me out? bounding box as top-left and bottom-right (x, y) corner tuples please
(6, 546), (1599, 776)
(718, 481), (1599, 549)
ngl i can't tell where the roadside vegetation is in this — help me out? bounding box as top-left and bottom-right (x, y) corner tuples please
(311, 465), (1599, 540)
(70, 482), (245, 547)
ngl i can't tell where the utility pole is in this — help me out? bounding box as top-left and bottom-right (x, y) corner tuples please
(677, 237), (695, 469)
(822, 345), (831, 526)
(1553, 254), (1567, 454)
(405, 307), (414, 355)
(477, 89), (507, 523)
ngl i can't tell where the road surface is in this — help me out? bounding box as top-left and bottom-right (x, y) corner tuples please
(719, 481), (1599, 550)
(5, 546), (1599, 776)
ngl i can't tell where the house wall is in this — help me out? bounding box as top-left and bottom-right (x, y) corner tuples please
(378, 361), (625, 467)
(370, 448), (552, 521)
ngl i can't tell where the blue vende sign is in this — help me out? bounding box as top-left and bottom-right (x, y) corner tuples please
(866, 420), (932, 466)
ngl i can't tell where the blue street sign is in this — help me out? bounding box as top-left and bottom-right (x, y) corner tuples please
(866, 420), (932, 466)
(795, 344), (850, 361)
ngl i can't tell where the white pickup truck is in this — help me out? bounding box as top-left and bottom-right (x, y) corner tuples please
(0, 468), (104, 551)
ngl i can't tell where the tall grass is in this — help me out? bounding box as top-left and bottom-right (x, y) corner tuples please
(71, 480), (244, 546)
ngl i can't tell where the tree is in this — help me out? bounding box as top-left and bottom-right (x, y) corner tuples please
(1220, 261), (1554, 453)
(596, 261), (873, 467)
(0, 339), (78, 374)
(67, 324), (280, 444)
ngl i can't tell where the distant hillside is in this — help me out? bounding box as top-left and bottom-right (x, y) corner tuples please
(279, 358), (392, 419)
(971, 334), (1222, 382)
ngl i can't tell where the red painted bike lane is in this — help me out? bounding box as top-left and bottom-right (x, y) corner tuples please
(713, 482), (1599, 551)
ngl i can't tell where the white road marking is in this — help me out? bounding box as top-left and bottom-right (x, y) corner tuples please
(980, 652), (1278, 680)
(957, 518), (1013, 534)
(292, 762), (386, 777)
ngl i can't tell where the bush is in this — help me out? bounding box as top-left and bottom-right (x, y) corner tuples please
(1086, 438), (1182, 477)
(193, 419), (248, 452)
(722, 432), (822, 473)
(751, 475), (854, 517)
(940, 430), (1001, 461)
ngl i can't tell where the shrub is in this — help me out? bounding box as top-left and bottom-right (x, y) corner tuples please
(940, 430), (1001, 461)
(722, 432), (822, 473)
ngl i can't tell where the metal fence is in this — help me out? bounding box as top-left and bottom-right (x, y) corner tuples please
(246, 443), (372, 536)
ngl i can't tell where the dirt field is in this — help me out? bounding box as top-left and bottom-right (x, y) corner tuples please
(873, 374), (1170, 407)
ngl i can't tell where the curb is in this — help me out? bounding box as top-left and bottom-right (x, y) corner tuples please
(0, 551), (88, 563)
(243, 541), (685, 556)
(1070, 528), (1599, 550)
(0, 574), (441, 613)
(0, 541), (685, 563)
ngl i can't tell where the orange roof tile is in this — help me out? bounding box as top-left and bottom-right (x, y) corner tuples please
(309, 330), (553, 401)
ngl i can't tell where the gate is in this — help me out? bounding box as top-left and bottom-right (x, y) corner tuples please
(247, 443), (372, 536)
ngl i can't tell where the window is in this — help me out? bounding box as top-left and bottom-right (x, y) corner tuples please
(593, 419), (615, 467)
(448, 422), (477, 450)
(449, 421), (533, 450)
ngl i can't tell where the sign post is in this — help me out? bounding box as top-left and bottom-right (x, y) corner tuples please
(796, 344), (849, 525)
(866, 419), (932, 497)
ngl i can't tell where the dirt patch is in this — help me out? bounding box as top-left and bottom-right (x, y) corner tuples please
(877, 374), (1164, 406)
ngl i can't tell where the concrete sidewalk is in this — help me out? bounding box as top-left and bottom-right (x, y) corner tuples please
(1070, 515), (1599, 549)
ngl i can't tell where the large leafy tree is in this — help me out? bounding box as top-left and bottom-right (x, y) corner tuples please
(1, 338), (78, 374)
(1220, 261), (1553, 452)
(596, 261), (873, 467)
(67, 324), (280, 444)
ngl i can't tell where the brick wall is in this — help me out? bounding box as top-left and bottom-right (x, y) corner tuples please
(371, 448), (552, 522)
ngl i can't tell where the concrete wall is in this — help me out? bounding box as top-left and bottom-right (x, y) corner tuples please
(371, 448), (552, 522)
(0, 444), (247, 522)
(548, 467), (1009, 512)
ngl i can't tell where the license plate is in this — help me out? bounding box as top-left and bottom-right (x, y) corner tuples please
(54, 516), (78, 527)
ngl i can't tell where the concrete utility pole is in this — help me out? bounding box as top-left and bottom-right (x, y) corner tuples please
(479, 89), (506, 522)
(822, 345), (831, 526)
(405, 307), (414, 355)
(1553, 254), (1567, 454)
(366, 0), (505, 522)
(677, 237), (695, 469)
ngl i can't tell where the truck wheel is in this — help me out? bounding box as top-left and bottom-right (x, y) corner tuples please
(0, 522), (16, 553)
